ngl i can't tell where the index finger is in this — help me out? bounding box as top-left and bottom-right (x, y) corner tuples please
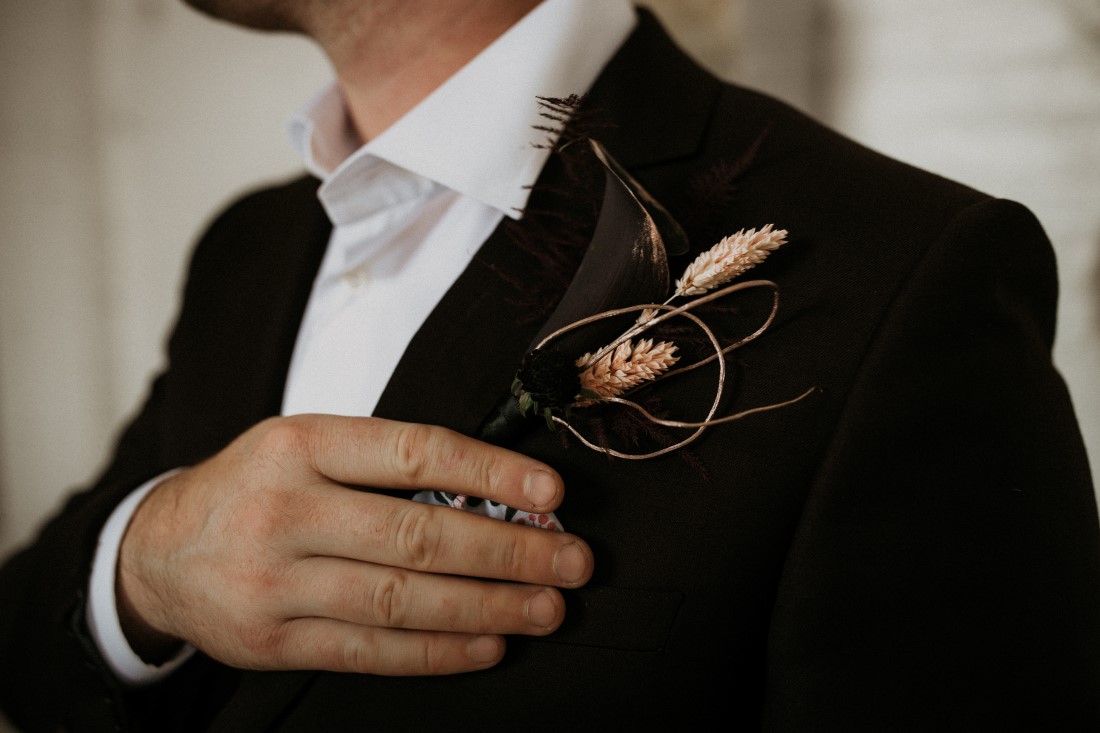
(296, 415), (563, 514)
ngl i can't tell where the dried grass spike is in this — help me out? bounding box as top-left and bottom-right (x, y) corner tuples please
(674, 224), (787, 297)
(577, 338), (679, 400)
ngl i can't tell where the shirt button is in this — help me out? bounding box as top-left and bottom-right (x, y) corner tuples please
(343, 266), (372, 289)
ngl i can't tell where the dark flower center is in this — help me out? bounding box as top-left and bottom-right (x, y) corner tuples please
(515, 348), (580, 411)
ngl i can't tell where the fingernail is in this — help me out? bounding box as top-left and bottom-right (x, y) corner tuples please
(523, 469), (558, 509)
(525, 589), (559, 629)
(467, 635), (503, 664)
(552, 541), (589, 585)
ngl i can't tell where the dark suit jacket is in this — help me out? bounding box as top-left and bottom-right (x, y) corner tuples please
(2, 10), (1099, 732)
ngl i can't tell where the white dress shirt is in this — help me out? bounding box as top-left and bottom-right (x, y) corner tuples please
(87, 0), (636, 685)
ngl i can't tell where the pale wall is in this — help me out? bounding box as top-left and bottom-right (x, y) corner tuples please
(0, 1), (330, 561)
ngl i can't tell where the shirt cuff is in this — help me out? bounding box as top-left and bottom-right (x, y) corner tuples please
(85, 469), (196, 686)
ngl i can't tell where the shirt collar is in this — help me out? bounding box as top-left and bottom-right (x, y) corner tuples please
(288, 0), (636, 224)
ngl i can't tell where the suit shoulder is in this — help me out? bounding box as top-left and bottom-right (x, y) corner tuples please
(675, 81), (1056, 333)
(708, 82), (990, 222)
(177, 173), (329, 315)
(187, 173), (325, 262)
(199, 173), (323, 238)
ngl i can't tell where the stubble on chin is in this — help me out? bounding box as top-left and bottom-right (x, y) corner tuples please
(180, 0), (309, 33)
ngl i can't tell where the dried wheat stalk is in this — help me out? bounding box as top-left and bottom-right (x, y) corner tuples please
(674, 224), (787, 297)
(576, 338), (679, 400)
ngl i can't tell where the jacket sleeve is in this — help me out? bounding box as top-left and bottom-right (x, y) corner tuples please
(0, 234), (238, 733)
(763, 198), (1100, 731)
(0, 371), (181, 732)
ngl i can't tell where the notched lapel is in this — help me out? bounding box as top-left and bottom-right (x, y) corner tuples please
(371, 213), (549, 435)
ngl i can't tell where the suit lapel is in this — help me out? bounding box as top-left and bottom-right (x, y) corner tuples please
(582, 8), (719, 171)
(253, 179), (333, 419)
(370, 200), (560, 435)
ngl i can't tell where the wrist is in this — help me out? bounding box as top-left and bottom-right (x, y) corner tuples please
(115, 474), (187, 664)
(86, 470), (195, 684)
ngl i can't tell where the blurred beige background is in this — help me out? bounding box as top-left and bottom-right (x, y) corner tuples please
(1, 0), (1098, 568)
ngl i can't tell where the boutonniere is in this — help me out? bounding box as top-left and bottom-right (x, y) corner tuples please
(416, 133), (815, 529)
(478, 139), (815, 460)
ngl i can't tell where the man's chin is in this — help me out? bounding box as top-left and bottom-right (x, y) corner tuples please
(180, 0), (304, 33)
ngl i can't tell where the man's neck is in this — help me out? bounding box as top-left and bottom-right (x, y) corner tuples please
(310, 0), (543, 142)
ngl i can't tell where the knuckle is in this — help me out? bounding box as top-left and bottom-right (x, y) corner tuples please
(258, 417), (313, 463)
(420, 637), (450, 676)
(492, 531), (530, 578)
(223, 560), (286, 628)
(239, 620), (287, 660)
(391, 504), (440, 569)
(340, 634), (377, 674)
(234, 501), (280, 543)
(389, 423), (435, 483)
(366, 569), (408, 628)
(245, 559), (289, 604)
(475, 455), (499, 500)
(434, 433), (492, 495)
(233, 490), (296, 544)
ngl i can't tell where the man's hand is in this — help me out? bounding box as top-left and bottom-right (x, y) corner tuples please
(115, 414), (592, 676)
